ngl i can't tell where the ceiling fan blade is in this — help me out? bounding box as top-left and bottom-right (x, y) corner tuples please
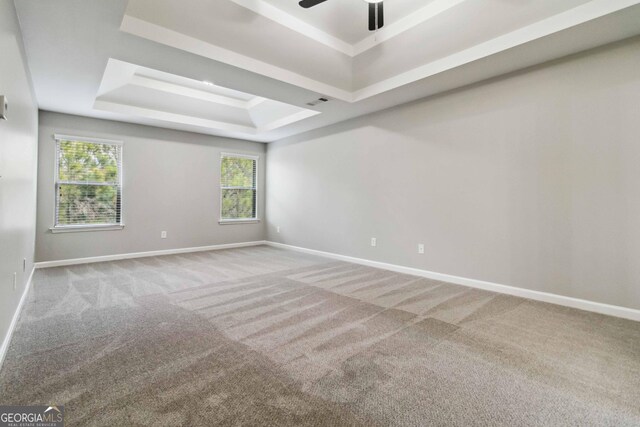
(377, 2), (384, 28)
(368, 2), (376, 31)
(299, 0), (328, 8)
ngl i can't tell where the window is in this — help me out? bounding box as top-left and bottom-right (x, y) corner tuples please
(54, 135), (123, 230)
(220, 153), (258, 222)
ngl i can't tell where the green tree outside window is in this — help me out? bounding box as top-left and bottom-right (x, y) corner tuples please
(220, 155), (257, 220)
(55, 139), (122, 226)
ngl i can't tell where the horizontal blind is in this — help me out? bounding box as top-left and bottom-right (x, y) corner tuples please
(55, 138), (123, 226)
(221, 155), (257, 220)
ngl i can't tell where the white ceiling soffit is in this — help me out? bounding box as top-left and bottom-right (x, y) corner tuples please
(121, 0), (640, 103)
(95, 59), (319, 137)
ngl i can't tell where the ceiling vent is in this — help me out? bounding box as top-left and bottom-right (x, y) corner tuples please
(306, 97), (330, 107)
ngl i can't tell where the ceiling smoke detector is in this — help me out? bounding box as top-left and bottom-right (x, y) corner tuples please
(306, 97), (330, 107)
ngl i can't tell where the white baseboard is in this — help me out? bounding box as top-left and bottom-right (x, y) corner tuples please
(266, 241), (640, 322)
(30, 239), (640, 322)
(0, 267), (35, 372)
(34, 241), (268, 269)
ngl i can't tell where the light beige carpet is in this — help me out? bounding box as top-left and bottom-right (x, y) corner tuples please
(0, 246), (639, 426)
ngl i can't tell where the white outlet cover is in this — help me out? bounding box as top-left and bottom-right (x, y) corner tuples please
(371, 238), (377, 247)
(418, 244), (425, 254)
(161, 231), (167, 238)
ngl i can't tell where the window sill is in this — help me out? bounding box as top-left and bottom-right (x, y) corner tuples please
(50, 225), (125, 234)
(218, 219), (260, 225)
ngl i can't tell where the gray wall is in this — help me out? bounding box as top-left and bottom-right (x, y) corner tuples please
(0, 0), (39, 351)
(266, 38), (640, 311)
(36, 112), (266, 262)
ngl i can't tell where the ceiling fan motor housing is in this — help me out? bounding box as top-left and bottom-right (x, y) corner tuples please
(298, 0), (384, 31)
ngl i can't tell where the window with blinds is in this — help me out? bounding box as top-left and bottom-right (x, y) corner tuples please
(220, 154), (258, 221)
(54, 136), (123, 228)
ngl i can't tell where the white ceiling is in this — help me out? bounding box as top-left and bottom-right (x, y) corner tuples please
(14, 0), (640, 142)
(94, 59), (318, 137)
(255, 0), (432, 44)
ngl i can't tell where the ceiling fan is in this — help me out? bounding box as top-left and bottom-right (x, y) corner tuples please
(298, 0), (384, 31)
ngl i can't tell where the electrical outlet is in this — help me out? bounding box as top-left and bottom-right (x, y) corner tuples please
(13, 272), (17, 291)
(371, 237), (377, 247)
(161, 231), (167, 239)
(276, 226), (280, 233)
(418, 244), (425, 254)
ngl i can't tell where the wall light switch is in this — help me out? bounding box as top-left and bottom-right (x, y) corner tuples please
(371, 237), (377, 247)
(418, 244), (425, 254)
(161, 231), (167, 239)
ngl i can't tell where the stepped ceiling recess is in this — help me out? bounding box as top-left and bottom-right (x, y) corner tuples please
(15, 0), (640, 141)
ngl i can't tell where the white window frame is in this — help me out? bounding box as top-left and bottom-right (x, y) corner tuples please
(219, 152), (260, 225)
(51, 134), (124, 233)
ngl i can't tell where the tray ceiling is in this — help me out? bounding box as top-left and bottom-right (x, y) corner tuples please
(14, 0), (640, 142)
(95, 59), (319, 137)
(122, 0), (640, 102)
